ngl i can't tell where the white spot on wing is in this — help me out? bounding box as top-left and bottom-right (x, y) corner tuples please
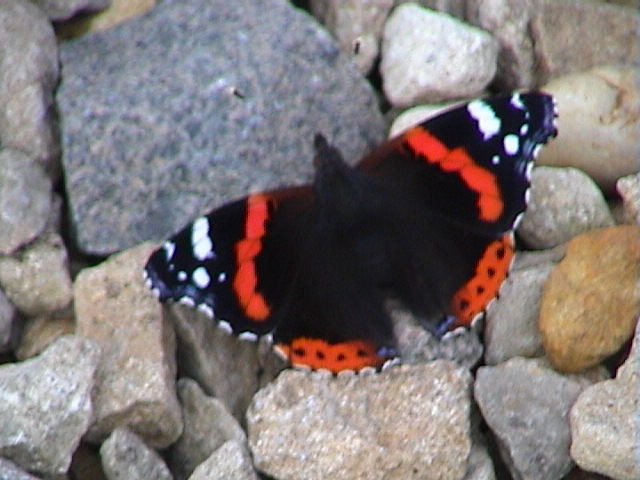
(191, 217), (215, 261)
(163, 241), (176, 261)
(510, 93), (525, 110)
(520, 123), (529, 135)
(503, 134), (519, 155)
(192, 267), (211, 289)
(177, 271), (187, 281)
(468, 100), (501, 140)
(492, 155), (500, 165)
(218, 272), (227, 283)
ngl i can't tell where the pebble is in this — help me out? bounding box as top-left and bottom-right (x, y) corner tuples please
(517, 166), (614, 249)
(0, 335), (100, 478)
(58, 0), (386, 255)
(0, 457), (44, 480)
(188, 440), (259, 480)
(617, 172), (640, 225)
(0, 149), (52, 255)
(167, 378), (247, 480)
(74, 243), (183, 448)
(474, 357), (608, 480)
(0, 1), (60, 174)
(380, 3), (498, 106)
(100, 427), (172, 480)
(14, 307), (75, 360)
(247, 362), (472, 480)
(0, 232), (73, 316)
(387, 101), (461, 138)
(309, 0), (394, 73)
(570, 319), (640, 480)
(539, 225), (640, 372)
(537, 65), (640, 193)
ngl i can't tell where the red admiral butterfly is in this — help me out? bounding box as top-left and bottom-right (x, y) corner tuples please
(145, 92), (557, 373)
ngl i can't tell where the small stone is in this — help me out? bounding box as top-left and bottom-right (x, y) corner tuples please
(0, 232), (73, 316)
(380, 3), (498, 106)
(0, 288), (17, 354)
(100, 427), (172, 480)
(0, 1), (59, 173)
(539, 225), (640, 372)
(570, 319), (640, 480)
(310, 0), (394, 73)
(0, 149), (52, 255)
(531, 1), (639, 84)
(32, 0), (111, 21)
(474, 357), (607, 480)
(188, 440), (259, 480)
(537, 65), (640, 193)
(484, 259), (553, 365)
(248, 362), (472, 480)
(388, 101), (461, 138)
(518, 167), (614, 249)
(0, 457), (44, 480)
(617, 172), (640, 225)
(14, 307), (75, 360)
(74, 243), (183, 448)
(168, 378), (247, 480)
(0, 335), (100, 477)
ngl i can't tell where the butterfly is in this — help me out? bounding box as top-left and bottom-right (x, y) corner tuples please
(144, 92), (557, 373)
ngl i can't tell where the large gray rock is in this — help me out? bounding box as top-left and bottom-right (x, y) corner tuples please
(58, 0), (386, 255)
(248, 362), (472, 480)
(0, 335), (100, 478)
(188, 440), (259, 480)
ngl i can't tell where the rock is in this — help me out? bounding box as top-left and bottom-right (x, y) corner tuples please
(517, 167), (614, 249)
(58, 0), (386, 255)
(474, 357), (607, 480)
(0, 1), (60, 174)
(466, 0), (537, 89)
(56, 0), (156, 39)
(617, 172), (640, 225)
(570, 319), (640, 480)
(248, 362), (472, 480)
(0, 458), (44, 480)
(188, 440), (259, 480)
(168, 304), (285, 422)
(463, 442), (496, 480)
(484, 259), (553, 365)
(537, 66), (640, 193)
(74, 243), (183, 448)
(0, 288), (17, 354)
(0, 232), (73, 316)
(539, 225), (640, 372)
(531, 1), (639, 84)
(168, 378), (247, 480)
(0, 149), (53, 255)
(415, 0), (466, 18)
(380, 3), (498, 106)
(387, 101), (461, 138)
(310, 0), (394, 73)
(14, 307), (75, 360)
(100, 427), (172, 480)
(32, 0), (111, 21)
(0, 335), (100, 477)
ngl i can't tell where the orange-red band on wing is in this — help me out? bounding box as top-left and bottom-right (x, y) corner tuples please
(405, 127), (503, 222)
(233, 194), (271, 321)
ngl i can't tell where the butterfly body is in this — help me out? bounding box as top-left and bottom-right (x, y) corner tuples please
(145, 92), (557, 373)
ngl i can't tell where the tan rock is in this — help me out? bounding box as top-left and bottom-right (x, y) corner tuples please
(74, 243), (182, 448)
(539, 225), (640, 372)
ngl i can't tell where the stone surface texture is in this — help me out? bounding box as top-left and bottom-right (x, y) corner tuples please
(617, 172), (640, 225)
(74, 243), (183, 448)
(0, 335), (99, 478)
(33, 0), (111, 21)
(539, 225), (640, 372)
(248, 362), (472, 480)
(188, 440), (259, 480)
(58, 0), (386, 255)
(380, 3), (498, 106)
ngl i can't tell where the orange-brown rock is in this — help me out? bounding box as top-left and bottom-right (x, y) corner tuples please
(539, 225), (640, 372)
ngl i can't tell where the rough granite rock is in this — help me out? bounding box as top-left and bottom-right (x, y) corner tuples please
(0, 1), (60, 174)
(0, 232), (73, 316)
(100, 427), (172, 480)
(0, 458), (44, 480)
(380, 3), (498, 106)
(539, 225), (640, 372)
(570, 319), (640, 480)
(0, 335), (100, 478)
(14, 307), (75, 360)
(74, 243), (183, 448)
(58, 0), (386, 255)
(0, 149), (52, 255)
(168, 378), (247, 480)
(518, 167), (614, 249)
(248, 362), (472, 480)
(474, 357), (607, 480)
(188, 440), (259, 480)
